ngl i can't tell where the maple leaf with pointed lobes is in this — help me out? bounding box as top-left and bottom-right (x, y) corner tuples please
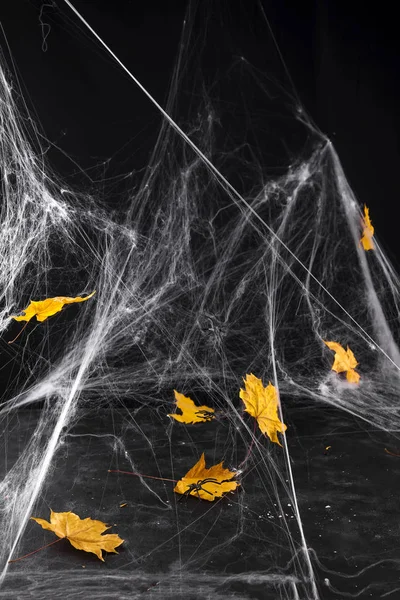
(360, 205), (375, 251)
(239, 374), (287, 446)
(31, 510), (123, 561)
(174, 453), (239, 501)
(324, 341), (360, 383)
(11, 291), (96, 323)
(168, 390), (215, 424)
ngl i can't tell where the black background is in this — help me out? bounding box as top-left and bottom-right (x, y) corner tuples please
(1, 0), (399, 261)
(1, 4), (400, 597)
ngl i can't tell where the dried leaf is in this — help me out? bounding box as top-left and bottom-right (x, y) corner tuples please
(239, 373), (287, 445)
(174, 453), (239, 501)
(360, 205), (374, 251)
(324, 340), (360, 383)
(31, 510), (123, 561)
(11, 291), (96, 323)
(168, 390), (215, 424)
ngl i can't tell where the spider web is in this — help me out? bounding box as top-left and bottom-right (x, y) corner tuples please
(0, 2), (400, 599)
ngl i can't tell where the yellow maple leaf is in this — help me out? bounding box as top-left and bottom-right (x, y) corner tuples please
(11, 291), (96, 323)
(168, 390), (215, 424)
(239, 373), (287, 445)
(324, 340), (360, 383)
(174, 453), (239, 501)
(360, 205), (374, 251)
(31, 510), (123, 561)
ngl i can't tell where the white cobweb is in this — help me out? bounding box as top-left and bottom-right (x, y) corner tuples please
(1, 3), (400, 599)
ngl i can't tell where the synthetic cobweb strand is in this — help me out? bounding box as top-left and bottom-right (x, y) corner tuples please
(0, 66), (71, 332)
(63, 0), (400, 378)
(1, 21), (400, 600)
(63, 0), (400, 412)
(0, 61), (140, 580)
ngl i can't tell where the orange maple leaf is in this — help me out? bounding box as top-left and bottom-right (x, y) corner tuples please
(11, 291), (96, 323)
(31, 510), (123, 561)
(168, 390), (215, 424)
(324, 340), (360, 383)
(174, 453), (239, 501)
(360, 205), (374, 251)
(239, 373), (287, 445)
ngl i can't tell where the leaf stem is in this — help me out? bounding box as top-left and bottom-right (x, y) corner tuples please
(384, 447), (400, 457)
(8, 537), (63, 563)
(8, 320), (30, 344)
(108, 469), (177, 483)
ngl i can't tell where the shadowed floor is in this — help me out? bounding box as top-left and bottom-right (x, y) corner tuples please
(0, 403), (399, 599)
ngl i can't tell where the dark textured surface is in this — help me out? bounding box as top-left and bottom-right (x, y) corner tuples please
(1, 405), (399, 599)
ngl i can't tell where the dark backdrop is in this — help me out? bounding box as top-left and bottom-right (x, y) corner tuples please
(1, 0), (399, 256)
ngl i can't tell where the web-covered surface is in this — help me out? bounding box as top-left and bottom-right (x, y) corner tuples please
(1, 3), (400, 599)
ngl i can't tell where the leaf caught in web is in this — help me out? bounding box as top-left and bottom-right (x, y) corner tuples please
(31, 510), (123, 561)
(174, 453), (239, 501)
(324, 340), (360, 383)
(168, 390), (215, 424)
(360, 205), (374, 251)
(11, 291), (96, 323)
(239, 373), (287, 445)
